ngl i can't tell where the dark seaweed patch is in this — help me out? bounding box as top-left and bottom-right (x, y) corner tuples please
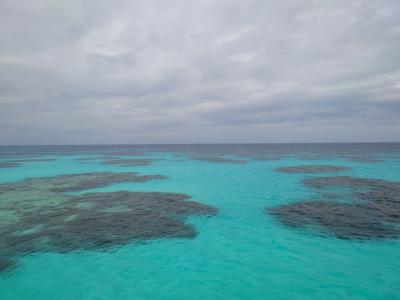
(0, 172), (217, 272)
(101, 159), (154, 167)
(267, 176), (400, 240)
(275, 165), (351, 174)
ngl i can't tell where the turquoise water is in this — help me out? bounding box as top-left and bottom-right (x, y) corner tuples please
(0, 144), (399, 299)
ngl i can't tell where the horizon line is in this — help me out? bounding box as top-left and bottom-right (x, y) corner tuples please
(0, 141), (399, 147)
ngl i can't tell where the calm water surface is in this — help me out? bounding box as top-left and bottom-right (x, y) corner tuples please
(0, 144), (399, 299)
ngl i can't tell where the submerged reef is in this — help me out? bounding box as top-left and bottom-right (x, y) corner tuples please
(0, 260), (14, 273)
(101, 159), (154, 167)
(108, 151), (145, 156)
(0, 162), (20, 168)
(49, 172), (164, 192)
(192, 156), (248, 164)
(0, 172), (164, 194)
(0, 172), (166, 230)
(0, 158), (56, 168)
(267, 176), (400, 240)
(0, 172), (216, 273)
(77, 156), (118, 161)
(275, 165), (351, 174)
(7, 158), (56, 163)
(303, 176), (389, 190)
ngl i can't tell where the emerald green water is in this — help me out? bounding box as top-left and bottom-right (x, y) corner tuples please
(0, 144), (399, 299)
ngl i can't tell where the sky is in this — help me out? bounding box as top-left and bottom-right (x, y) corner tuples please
(0, 0), (399, 145)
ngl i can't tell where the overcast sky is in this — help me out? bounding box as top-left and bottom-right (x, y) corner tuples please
(0, 0), (399, 144)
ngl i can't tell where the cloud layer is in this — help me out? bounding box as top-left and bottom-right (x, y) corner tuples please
(1, 0), (399, 144)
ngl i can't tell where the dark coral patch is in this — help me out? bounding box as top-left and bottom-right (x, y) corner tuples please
(268, 201), (400, 240)
(101, 159), (154, 167)
(77, 156), (117, 161)
(1, 191), (216, 255)
(49, 172), (165, 192)
(0, 172), (165, 194)
(0, 162), (20, 168)
(267, 176), (400, 240)
(108, 151), (145, 156)
(275, 165), (350, 174)
(0, 172), (216, 272)
(0, 158), (56, 169)
(0, 259), (15, 273)
(192, 156), (248, 164)
(303, 176), (386, 189)
(8, 158), (56, 163)
(252, 156), (282, 161)
(0, 192), (216, 271)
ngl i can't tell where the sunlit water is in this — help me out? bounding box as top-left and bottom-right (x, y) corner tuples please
(0, 144), (399, 299)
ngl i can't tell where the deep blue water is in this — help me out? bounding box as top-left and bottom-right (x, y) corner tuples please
(0, 143), (399, 299)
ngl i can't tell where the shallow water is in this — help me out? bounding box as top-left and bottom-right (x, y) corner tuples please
(0, 144), (399, 299)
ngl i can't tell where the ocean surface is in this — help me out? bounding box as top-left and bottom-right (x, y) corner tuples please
(0, 143), (399, 299)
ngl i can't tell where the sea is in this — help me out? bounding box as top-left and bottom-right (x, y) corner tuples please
(0, 143), (399, 299)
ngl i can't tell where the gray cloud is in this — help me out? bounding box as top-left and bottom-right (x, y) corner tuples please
(0, 0), (399, 144)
